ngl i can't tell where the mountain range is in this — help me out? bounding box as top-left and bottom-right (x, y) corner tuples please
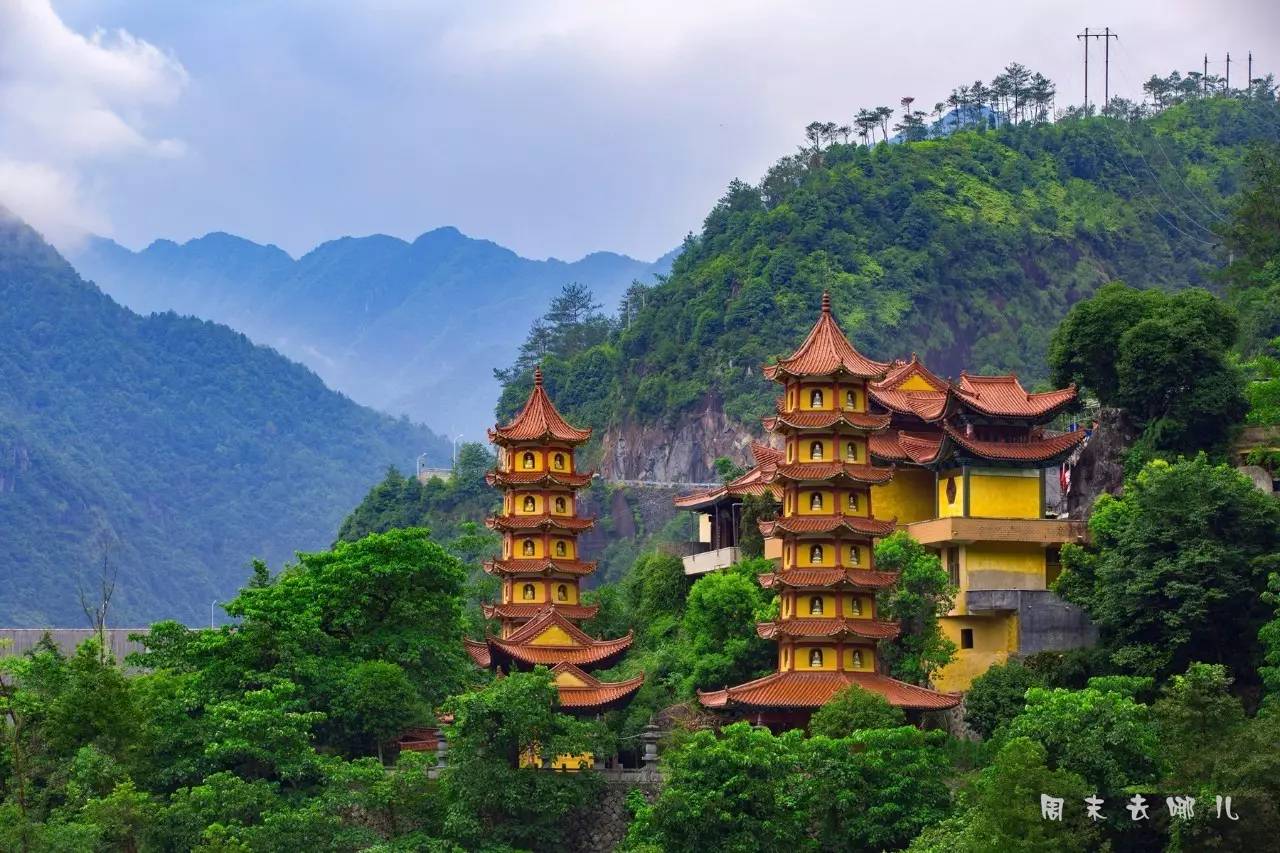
(71, 229), (675, 438)
(0, 208), (449, 626)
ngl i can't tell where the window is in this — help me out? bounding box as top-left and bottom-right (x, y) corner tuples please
(522, 452), (536, 470)
(1046, 547), (1062, 587)
(809, 440), (824, 460)
(556, 584), (568, 601)
(960, 628), (974, 649)
(809, 544), (824, 564)
(845, 389), (856, 409)
(809, 649), (824, 668)
(554, 496), (567, 513)
(809, 389), (824, 408)
(851, 649), (864, 668)
(945, 476), (957, 505)
(847, 492), (859, 512)
(522, 496), (536, 512)
(521, 539), (535, 556)
(947, 548), (960, 587)
(808, 596), (824, 615)
(553, 453), (566, 470)
(522, 583), (536, 600)
(555, 540), (567, 557)
(845, 441), (858, 462)
(849, 597), (862, 615)
(848, 545), (861, 565)
(809, 492), (824, 511)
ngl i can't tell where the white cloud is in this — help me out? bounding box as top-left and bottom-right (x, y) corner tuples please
(0, 0), (187, 247)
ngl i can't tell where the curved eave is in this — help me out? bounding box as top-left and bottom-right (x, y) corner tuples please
(483, 558), (598, 577)
(485, 514), (596, 533)
(698, 670), (960, 711)
(557, 674), (645, 710)
(759, 515), (898, 537)
(488, 632), (634, 669)
(464, 639), (491, 668)
(772, 462), (895, 485)
(482, 602), (600, 621)
(756, 618), (901, 640)
(763, 411), (892, 432)
(758, 568), (900, 590)
(485, 470), (594, 489)
(944, 428), (1087, 465)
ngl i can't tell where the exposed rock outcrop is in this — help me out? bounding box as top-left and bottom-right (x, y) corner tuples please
(599, 394), (759, 481)
(1065, 407), (1138, 519)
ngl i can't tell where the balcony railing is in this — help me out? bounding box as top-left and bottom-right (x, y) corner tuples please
(682, 546), (742, 575)
(904, 516), (1086, 546)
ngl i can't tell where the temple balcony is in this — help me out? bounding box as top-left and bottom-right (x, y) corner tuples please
(903, 516), (1085, 546)
(682, 545), (743, 576)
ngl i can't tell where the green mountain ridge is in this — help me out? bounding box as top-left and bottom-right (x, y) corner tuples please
(497, 97), (1280, 478)
(0, 209), (449, 626)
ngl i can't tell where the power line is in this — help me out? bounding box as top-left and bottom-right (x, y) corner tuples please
(1077, 27), (1119, 112)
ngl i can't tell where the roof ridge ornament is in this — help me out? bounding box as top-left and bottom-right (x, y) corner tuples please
(533, 364), (543, 386)
(821, 290), (831, 314)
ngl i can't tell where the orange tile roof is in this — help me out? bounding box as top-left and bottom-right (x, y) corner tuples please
(758, 568), (899, 590)
(868, 430), (945, 464)
(875, 354), (950, 393)
(698, 670), (959, 710)
(489, 634), (633, 668)
(486, 513), (595, 533)
(763, 408), (892, 432)
(772, 462), (895, 485)
(483, 557), (597, 577)
(756, 618), (900, 640)
(674, 447), (783, 509)
(763, 292), (891, 381)
(464, 638), (491, 667)
(489, 366), (593, 446)
(482, 602), (599, 621)
(944, 426), (1086, 463)
(550, 663), (645, 710)
(759, 515), (897, 537)
(486, 469), (593, 489)
(953, 373), (1077, 419)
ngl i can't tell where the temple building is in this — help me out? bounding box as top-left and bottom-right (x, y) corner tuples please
(466, 367), (642, 713)
(696, 293), (961, 724)
(682, 292), (1091, 717)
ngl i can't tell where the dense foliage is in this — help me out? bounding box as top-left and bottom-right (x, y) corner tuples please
(496, 96), (1280, 444)
(873, 532), (957, 685)
(0, 212), (447, 626)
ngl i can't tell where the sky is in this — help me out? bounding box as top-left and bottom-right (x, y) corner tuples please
(1, 0), (1277, 261)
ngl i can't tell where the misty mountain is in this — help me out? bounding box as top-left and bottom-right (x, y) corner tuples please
(71, 228), (674, 437)
(0, 209), (449, 626)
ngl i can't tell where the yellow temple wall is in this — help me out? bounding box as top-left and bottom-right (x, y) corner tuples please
(964, 542), (1047, 593)
(552, 582), (579, 604)
(841, 646), (875, 671)
(513, 581), (548, 603)
(797, 489), (834, 515)
(794, 592), (838, 617)
(934, 613), (1018, 692)
(936, 469), (965, 517)
(513, 493), (544, 514)
(841, 594), (872, 617)
(796, 542), (835, 567)
(873, 468), (934, 524)
(794, 645), (838, 670)
(969, 468), (1041, 518)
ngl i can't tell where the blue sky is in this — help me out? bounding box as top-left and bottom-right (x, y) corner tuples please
(2, 0), (1277, 260)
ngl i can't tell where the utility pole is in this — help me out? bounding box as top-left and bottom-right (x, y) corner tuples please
(1204, 54), (1209, 93)
(1077, 28), (1119, 113)
(1226, 52), (1231, 92)
(1248, 51), (1253, 88)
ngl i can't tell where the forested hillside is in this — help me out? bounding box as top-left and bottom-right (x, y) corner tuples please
(0, 210), (448, 626)
(72, 227), (674, 437)
(496, 94), (1280, 479)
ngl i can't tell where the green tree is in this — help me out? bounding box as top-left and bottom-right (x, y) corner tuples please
(962, 660), (1043, 739)
(808, 684), (906, 737)
(1056, 456), (1280, 679)
(910, 738), (1095, 853)
(997, 685), (1159, 795)
(440, 669), (606, 852)
(802, 727), (951, 852)
(679, 570), (773, 693)
(874, 532), (956, 685)
(1262, 572), (1280, 711)
(625, 723), (811, 853)
(328, 661), (427, 762)
(1219, 143), (1280, 354)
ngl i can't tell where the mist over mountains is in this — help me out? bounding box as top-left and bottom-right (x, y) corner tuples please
(72, 228), (676, 437)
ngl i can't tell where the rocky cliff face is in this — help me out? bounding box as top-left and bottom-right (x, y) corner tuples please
(599, 395), (760, 481)
(1066, 408), (1138, 519)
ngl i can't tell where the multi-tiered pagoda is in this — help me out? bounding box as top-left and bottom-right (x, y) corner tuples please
(465, 367), (642, 712)
(698, 294), (960, 726)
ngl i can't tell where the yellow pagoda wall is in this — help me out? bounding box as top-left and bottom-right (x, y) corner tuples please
(936, 468), (965, 517)
(872, 467), (934, 524)
(968, 468), (1041, 518)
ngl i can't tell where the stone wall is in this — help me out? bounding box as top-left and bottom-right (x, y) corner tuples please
(562, 781), (660, 853)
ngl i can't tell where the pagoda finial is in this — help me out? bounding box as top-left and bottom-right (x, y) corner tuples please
(821, 290), (831, 314)
(534, 365), (543, 387)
